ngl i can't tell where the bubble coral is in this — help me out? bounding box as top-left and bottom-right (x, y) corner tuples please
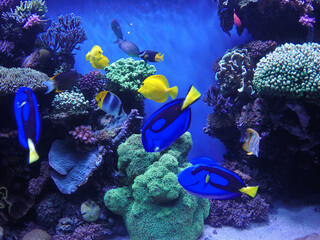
(80, 200), (101, 222)
(253, 42), (320, 102)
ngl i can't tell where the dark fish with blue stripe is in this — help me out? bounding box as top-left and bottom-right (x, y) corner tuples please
(177, 157), (259, 200)
(95, 91), (124, 116)
(111, 18), (123, 43)
(142, 85), (201, 152)
(14, 87), (41, 164)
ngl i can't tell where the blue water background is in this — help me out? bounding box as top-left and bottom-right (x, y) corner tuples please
(46, 0), (251, 162)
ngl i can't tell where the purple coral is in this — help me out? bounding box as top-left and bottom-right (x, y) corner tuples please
(53, 223), (108, 240)
(78, 70), (106, 94)
(203, 84), (233, 116)
(0, 40), (15, 57)
(69, 125), (97, 144)
(23, 14), (47, 29)
(28, 161), (50, 196)
(245, 40), (278, 65)
(206, 194), (269, 228)
(299, 14), (316, 27)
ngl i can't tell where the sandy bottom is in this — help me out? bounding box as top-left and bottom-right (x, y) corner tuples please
(109, 201), (320, 240)
(198, 201), (320, 240)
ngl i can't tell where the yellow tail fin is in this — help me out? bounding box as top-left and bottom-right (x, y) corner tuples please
(28, 138), (39, 164)
(169, 86), (178, 100)
(239, 185), (259, 198)
(158, 53), (164, 61)
(181, 86), (201, 111)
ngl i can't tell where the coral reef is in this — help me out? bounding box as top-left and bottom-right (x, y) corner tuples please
(69, 125), (97, 145)
(53, 223), (106, 240)
(39, 13), (87, 72)
(214, 0), (319, 42)
(105, 58), (156, 113)
(49, 90), (89, 121)
(206, 195), (269, 228)
(48, 139), (102, 194)
(22, 228), (52, 240)
(36, 193), (66, 227)
(78, 70), (106, 96)
(14, 0), (48, 18)
(104, 132), (210, 240)
(28, 161), (50, 196)
(215, 48), (254, 97)
(253, 42), (320, 102)
(0, 66), (49, 96)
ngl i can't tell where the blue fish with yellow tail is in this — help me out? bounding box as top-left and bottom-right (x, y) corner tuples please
(242, 128), (261, 157)
(142, 85), (201, 152)
(14, 87), (41, 164)
(177, 157), (259, 200)
(139, 50), (164, 63)
(96, 91), (124, 116)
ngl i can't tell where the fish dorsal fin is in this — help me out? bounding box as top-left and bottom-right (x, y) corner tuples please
(51, 72), (62, 80)
(181, 85), (201, 111)
(190, 157), (219, 166)
(154, 75), (169, 88)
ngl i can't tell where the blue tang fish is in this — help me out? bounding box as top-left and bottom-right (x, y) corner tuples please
(14, 87), (41, 164)
(115, 39), (140, 57)
(111, 18), (123, 43)
(177, 157), (259, 200)
(142, 85), (201, 152)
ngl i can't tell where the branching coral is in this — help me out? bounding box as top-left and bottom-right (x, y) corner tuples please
(253, 43), (320, 102)
(40, 13), (87, 55)
(14, 0), (47, 18)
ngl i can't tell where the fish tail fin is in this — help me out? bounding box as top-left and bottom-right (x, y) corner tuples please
(113, 38), (120, 44)
(43, 81), (54, 94)
(158, 53), (164, 61)
(27, 138), (39, 164)
(181, 85), (201, 111)
(169, 86), (178, 100)
(239, 185), (259, 198)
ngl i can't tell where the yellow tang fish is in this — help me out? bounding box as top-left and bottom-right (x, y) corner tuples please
(242, 128), (261, 157)
(86, 45), (109, 69)
(138, 75), (178, 103)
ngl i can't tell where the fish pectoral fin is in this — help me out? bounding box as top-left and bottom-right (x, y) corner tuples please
(247, 152), (253, 155)
(169, 86), (178, 99)
(27, 138), (39, 164)
(239, 186), (259, 198)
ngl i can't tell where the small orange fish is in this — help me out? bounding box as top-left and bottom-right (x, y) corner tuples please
(233, 9), (241, 27)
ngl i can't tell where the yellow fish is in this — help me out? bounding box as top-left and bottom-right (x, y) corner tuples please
(242, 128), (260, 157)
(138, 75), (178, 103)
(86, 45), (109, 69)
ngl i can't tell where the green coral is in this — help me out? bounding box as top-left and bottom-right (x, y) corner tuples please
(104, 133), (210, 240)
(253, 43), (320, 101)
(0, 66), (50, 96)
(80, 201), (100, 222)
(14, 0), (47, 18)
(51, 90), (89, 114)
(106, 58), (156, 100)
